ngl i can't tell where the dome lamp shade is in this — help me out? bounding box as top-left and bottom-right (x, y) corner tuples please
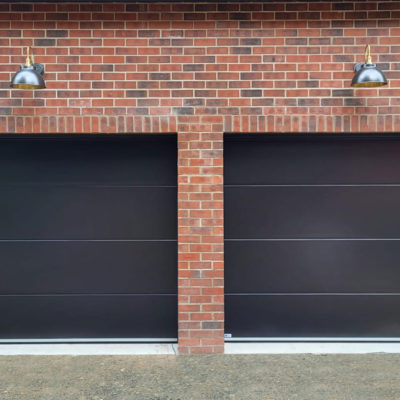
(10, 47), (45, 90)
(351, 44), (387, 88)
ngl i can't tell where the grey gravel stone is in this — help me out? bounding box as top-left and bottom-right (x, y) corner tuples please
(0, 354), (399, 400)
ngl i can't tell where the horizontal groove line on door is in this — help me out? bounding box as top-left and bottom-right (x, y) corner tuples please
(0, 239), (177, 242)
(0, 338), (178, 344)
(225, 238), (400, 241)
(226, 293), (400, 296)
(225, 337), (400, 343)
(0, 293), (178, 297)
(0, 183), (177, 188)
(225, 184), (400, 187)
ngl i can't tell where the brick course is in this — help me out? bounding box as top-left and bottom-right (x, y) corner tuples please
(1, 1), (400, 353)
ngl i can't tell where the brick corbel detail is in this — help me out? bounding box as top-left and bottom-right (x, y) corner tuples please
(1, 114), (399, 134)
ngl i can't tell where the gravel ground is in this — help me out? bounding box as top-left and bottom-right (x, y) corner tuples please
(0, 354), (399, 400)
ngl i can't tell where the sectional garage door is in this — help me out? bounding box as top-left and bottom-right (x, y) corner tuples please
(0, 135), (177, 341)
(225, 134), (400, 339)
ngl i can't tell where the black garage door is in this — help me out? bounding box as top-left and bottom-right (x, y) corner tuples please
(0, 134), (177, 340)
(225, 134), (400, 339)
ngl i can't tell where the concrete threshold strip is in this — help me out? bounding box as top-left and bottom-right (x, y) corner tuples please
(0, 342), (178, 355)
(1, 338), (400, 355)
(226, 338), (400, 354)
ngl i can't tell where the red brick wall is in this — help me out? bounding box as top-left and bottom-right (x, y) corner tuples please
(1, 1), (400, 353)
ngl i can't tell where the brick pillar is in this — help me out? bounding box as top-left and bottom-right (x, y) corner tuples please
(177, 131), (224, 354)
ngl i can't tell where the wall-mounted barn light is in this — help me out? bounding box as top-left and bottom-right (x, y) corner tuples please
(10, 47), (45, 90)
(351, 45), (387, 88)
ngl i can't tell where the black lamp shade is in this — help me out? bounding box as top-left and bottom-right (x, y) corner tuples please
(10, 65), (46, 90)
(351, 64), (387, 88)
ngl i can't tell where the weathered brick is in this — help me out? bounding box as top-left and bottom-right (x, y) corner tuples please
(11, 3), (32, 11)
(126, 90), (147, 98)
(0, 108), (12, 115)
(47, 30), (67, 37)
(173, 107), (194, 115)
(34, 38), (55, 46)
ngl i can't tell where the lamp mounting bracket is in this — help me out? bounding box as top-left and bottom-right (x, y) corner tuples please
(353, 62), (376, 72)
(33, 63), (45, 75)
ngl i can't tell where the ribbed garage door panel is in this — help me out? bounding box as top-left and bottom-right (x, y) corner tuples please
(225, 136), (400, 185)
(0, 186), (176, 240)
(0, 135), (177, 340)
(0, 296), (176, 339)
(225, 134), (400, 338)
(226, 186), (400, 239)
(0, 137), (176, 185)
(226, 241), (400, 293)
(0, 242), (176, 294)
(226, 295), (400, 338)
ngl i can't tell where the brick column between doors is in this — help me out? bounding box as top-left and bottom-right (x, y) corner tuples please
(177, 131), (224, 354)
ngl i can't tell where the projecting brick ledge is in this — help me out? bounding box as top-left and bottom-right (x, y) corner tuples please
(1, 115), (399, 134)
